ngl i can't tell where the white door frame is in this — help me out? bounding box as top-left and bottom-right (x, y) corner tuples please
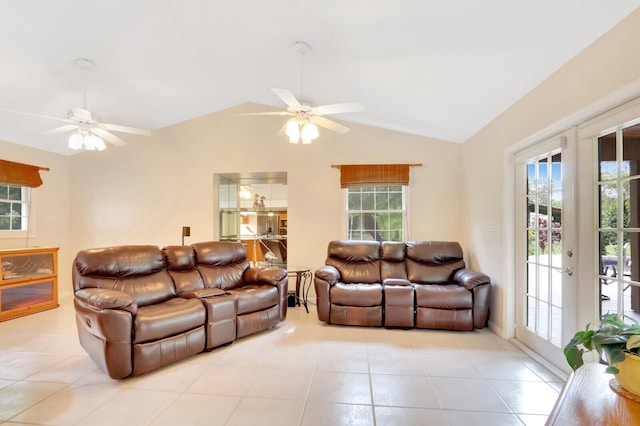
(502, 93), (640, 373)
(511, 130), (577, 372)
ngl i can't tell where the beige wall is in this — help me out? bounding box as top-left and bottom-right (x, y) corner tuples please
(463, 8), (640, 336)
(67, 103), (466, 278)
(0, 140), (71, 293)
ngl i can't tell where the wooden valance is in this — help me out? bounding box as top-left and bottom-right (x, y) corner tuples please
(0, 159), (49, 188)
(331, 163), (422, 188)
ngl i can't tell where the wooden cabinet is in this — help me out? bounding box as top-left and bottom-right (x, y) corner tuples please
(279, 213), (287, 235)
(0, 247), (59, 321)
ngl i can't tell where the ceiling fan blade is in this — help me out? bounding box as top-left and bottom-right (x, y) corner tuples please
(102, 123), (152, 136)
(271, 88), (301, 108)
(310, 116), (350, 134)
(45, 124), (78, 135)
(237, 111), (292, 116)
(92, 128), (127, 146)
(0, 108), (71, 123)
(313, 102), (363, 116)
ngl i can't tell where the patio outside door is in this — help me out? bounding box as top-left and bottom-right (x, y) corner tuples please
(514, 131), (577, 371)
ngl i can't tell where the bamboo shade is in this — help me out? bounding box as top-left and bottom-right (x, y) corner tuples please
(0, 159), (49, 188)
(332, 163), (421, 188)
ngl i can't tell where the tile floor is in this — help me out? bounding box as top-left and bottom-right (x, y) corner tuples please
(0, 294), (564, 425)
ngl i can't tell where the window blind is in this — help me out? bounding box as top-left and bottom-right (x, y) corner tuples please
(0, 159), (49, 188)
(332, 163), (421, 188)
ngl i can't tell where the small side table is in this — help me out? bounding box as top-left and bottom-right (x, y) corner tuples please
(287, 266), (312, 313)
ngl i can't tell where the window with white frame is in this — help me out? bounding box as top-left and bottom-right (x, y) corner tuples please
(347, 185), (406, 241)
(0, 184), (29, 231)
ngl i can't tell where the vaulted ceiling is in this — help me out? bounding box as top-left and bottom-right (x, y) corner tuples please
(1, 1), (638, 155)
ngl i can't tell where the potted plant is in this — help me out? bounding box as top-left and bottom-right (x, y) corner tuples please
(564, 313), (640, 396)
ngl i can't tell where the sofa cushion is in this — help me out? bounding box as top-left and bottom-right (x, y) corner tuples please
(406, 241), (465, 284)
(330, 283), (383, 307)
(75, 245), (164, 280)
(227, 284), (279, 315)
(74, 245), (177, 306)
(414, 284), (472, 309)
(134, 298), (205, 343)
(381, 241), (406, 261)
(163, 246), (205, 294)
(325, 240), (381, 284)
(193, 241), (250, 290)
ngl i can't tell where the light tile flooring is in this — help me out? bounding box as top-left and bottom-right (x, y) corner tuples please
(0, 294), (564, 425)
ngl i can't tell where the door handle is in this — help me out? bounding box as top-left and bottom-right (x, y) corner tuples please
(565, 266), (574, 276)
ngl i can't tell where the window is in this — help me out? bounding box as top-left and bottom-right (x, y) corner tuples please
(347, 185), (405, 241)
(0, 184), (29, 231)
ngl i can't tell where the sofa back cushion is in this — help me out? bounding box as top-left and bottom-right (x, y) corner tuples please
(73, 245), (177, 306)
(163, 245), (205, 294)
(192, 241), (250, 290)
(325, 240), (381, 284)
(380, 241), (407, 281)
(406, 241), (465, 284)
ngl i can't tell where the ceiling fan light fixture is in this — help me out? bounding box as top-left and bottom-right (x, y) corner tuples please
(68, 131), (107, 151)
(301, 122), (319, 144)
(93, 135), (107, 151)
(285, 119), (300, 143)
(68, 132), (84, 150)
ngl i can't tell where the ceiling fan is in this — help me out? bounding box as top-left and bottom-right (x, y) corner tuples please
(45, 105), (151, 151)
(1, 58), (151, 151)
(243, 41), (363, 144)
(1, 105), (152, 151)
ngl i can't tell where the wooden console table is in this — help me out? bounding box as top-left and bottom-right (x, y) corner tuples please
(546, 362), (640, 425)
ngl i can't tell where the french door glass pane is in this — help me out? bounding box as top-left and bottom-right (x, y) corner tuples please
(599, 123), (640, 319)
(525, 152), (562, 345)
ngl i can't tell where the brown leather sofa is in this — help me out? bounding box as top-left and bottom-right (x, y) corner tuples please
(73, 241), (287, 379)
(314, 240), (490, 331)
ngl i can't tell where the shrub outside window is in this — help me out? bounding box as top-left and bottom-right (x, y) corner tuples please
(347, 186), (405, 241)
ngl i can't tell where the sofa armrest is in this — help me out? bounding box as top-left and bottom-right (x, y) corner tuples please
(180, 288), (226, 299)
(314, 265), (339, 323)
(453, 268), (491, 290)
(244, 267), (287, 286)
(314, 265), (340, 285)
(74, 288), (138, 314)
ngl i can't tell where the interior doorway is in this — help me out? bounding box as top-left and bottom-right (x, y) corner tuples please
(215, 172), (287, 267)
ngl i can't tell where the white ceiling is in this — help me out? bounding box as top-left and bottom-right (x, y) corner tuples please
(1, 1), (639, 156)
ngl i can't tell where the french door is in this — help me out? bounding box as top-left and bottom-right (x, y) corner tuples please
(580, 98), (640, 323)
(515, 130), (577, 370)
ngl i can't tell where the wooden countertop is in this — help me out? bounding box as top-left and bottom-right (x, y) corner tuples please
(546, 362), (640, 425)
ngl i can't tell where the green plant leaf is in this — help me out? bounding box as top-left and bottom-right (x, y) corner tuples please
(605, 365), (620, 374)
(564, 334), (582, 351)
(608, 347), (626, 364)
(564, 347), (584, 371)
(594, 333), (627, 345)
(627, 335), (640, 351)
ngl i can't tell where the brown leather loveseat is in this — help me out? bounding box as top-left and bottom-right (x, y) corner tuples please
(73, 241), (287, 379)
(314, 240), (490, 331)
